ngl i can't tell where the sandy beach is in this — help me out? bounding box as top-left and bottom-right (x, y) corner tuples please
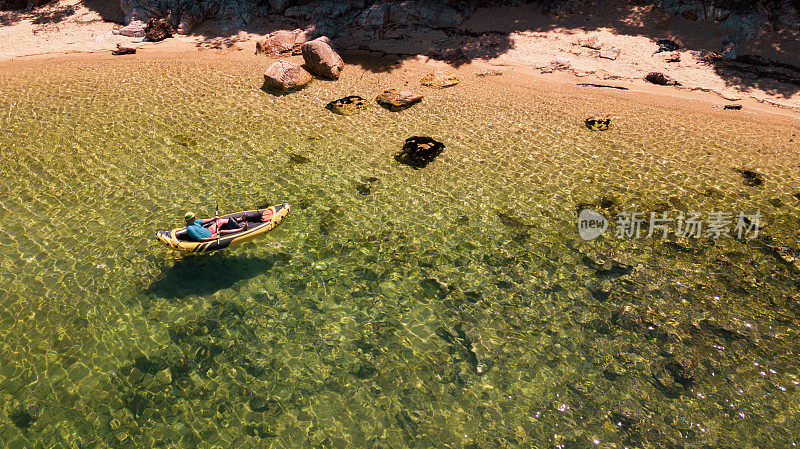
(2, 0), (800, 116)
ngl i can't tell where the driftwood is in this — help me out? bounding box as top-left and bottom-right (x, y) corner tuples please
(577, 83), (629, 90)
(111, 45), (136, 55)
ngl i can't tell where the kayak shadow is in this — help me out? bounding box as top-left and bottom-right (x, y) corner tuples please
(145, 252), (291, 299)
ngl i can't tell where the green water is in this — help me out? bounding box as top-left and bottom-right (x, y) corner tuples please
(0, 52), (799, 448)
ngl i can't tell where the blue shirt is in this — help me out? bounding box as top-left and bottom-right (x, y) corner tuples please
(186, 218), (212, 241)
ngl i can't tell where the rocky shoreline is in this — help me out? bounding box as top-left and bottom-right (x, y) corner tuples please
(2, 1), (800, 110)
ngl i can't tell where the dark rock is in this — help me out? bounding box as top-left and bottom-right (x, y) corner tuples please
(111, 45), (136, 55)
(144, 18), (173, 42)
(395, 136), (444, 169)
(697, 318), (749, 342)
(172, 134), (196, 146)
(652, 364), (683, 397)
(289, 153), (310, 165)
(645, 72), (681, 86)
(9, 408), (36, 429)
(577, 83), (629, 90)
(664, 357), (695, 387)
(610, 410), (639, 433)
(681, 10), (698, 21)
(326, 96), (368, 115)
(722, 42), (738, 60)
(319, 206), (340, 235)
(654, 39), (680, 53)
(355, 176), (378, 195)
(732, 167), (765, 187)
(496, 208), (534, 229)
(585, 117), (611, 131)
(249, 396), (283, 416)
(723, 104), (742, 110)
(582, 255), (633, 278)
(245, 423), (277, 438)
(586, 279), (613, 302)
(375, 89), (423, 111)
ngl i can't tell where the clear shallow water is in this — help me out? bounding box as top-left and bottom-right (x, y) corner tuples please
(0, 52), (799, 448)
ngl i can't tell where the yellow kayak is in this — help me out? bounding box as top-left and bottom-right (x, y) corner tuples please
(156, 203), (289, 253)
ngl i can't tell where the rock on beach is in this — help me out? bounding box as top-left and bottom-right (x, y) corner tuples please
(301, 37), (343, 79)
(263, 60), (313, 91)
(375, 89), (423, 111)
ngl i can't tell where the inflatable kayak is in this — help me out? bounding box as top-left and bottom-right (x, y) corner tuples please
(156, 203), (289, 253)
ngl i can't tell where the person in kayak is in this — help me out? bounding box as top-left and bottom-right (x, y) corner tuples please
(184, 212), (247, 242)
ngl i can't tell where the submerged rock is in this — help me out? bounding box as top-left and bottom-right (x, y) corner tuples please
(9, 407), (36, 429)
(645, 72), (681, 86)
(289, 153), (310, 165)
(420, 71), (459, 88)
(395, 136), (445, 168)
(319, 205), (340, 235)
(375, 89), (423, 111)
(172, 134), (196, 147)
(496, 208), (534, 229)
(355, 176), (379, 195)
(302, 36), (343, 79)
(326, 96), (368, 115)
(732, 167), (765, 186)
(585, 116), (611, 131)
(144, 18), (173, 42)
(263, 60), (313, 91)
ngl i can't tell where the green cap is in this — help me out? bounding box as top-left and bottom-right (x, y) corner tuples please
(184, 212), (195, 220)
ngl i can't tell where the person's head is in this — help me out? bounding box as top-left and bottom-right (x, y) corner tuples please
(184, 211), (196, 224)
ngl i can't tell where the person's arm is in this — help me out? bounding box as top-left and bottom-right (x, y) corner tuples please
(197, 235), (218, 242)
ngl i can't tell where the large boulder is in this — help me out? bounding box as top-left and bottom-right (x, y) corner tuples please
(375, 89), (423, 111)
(301, 37), (344, 79)
(144, 18), (173, 42)
(263, 60), (313, 91)
(256, 30), (297, 56)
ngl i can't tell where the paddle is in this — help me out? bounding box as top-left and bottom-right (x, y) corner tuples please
(215, 201), (221, 245)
